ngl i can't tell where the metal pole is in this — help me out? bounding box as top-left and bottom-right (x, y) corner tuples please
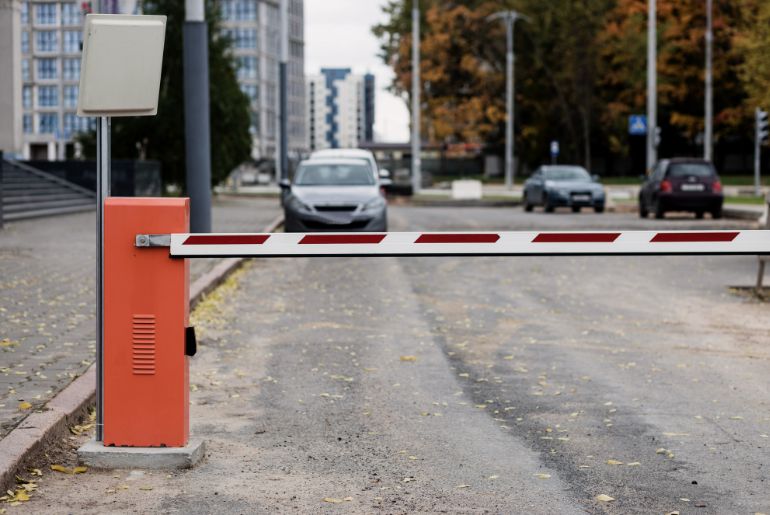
(183, 0), (212, 233)
(647, 0), (657, 170)
(756, 109), (762, 197)
(411, 1), (421, 194)
(279, 0), (289, 181)
(704, 0), (713, 161)
(0, 151), (4, 230)
(505, 15), (515, 190)
(95, 116), (110, 441)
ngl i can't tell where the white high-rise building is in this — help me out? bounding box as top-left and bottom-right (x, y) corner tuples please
(306, 68), (375, 151)
(0, 0), (306, 162)
(220, 0), (306, 160)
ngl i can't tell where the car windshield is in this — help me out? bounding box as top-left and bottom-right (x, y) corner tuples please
(667, 163), (715, 178)
(294, 163), (375, 186)
(543, 167), (591, 182)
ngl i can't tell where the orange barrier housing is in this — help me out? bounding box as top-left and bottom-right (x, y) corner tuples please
(104, 198), (190, 447)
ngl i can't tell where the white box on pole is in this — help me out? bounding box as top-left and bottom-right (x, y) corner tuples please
(77, 15), (167, 117)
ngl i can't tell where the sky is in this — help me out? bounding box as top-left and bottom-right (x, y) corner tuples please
(304, 0), (411, 143)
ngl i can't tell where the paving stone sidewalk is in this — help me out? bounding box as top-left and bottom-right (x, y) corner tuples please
(0, 196), (280, 439)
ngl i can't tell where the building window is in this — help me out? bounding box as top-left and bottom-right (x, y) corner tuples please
(37, 58), (58, 80)
(63, 113), (88, 137)
(38, 86), (59, 107)
(22, 59), (30, 81)
(21, 31), (30, 54)
(23, 114), (33, 134)
(237, 56), (258, 80)
(241, 84), (258, 104)
(35, 3), (57, 25)
(62, 58), (80, 80)
(22, 86), (32, 109)
(63, 31), (81, 54)
(63, 85), (78, 108)
(61, 3), (81, 26)
(20, 2), (29, 24)
(250, 111), (260, 136)
(225, 28), (257, 50)
(221, 0), (257, 21)
(39, 113), (58, 134)
(36, 30), (59, 53)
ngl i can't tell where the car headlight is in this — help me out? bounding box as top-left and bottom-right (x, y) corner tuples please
(364, 197), (386, 211)
(287, 196), (311, 212)
(557, 188), (570, 196)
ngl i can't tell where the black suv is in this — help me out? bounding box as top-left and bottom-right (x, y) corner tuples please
(639, 158), (723, 219)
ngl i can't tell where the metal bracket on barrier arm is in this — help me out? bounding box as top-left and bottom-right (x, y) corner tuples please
(136, 234), (172, 248)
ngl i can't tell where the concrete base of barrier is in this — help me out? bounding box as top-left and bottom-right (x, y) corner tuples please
(77, 439), (205, 470)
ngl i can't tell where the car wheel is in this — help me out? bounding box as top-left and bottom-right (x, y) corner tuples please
(572, 206), (581, 213)
(654, 201), (665, 219)
(639, 197), (649, 218)
(695, 210), (705, 219)
(523, 191), (534, 212)
(711, 207), (723, 220)
(594, 205), (605, 214)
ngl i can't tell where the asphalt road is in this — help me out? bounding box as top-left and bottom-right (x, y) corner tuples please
(34, 206), (769, 513)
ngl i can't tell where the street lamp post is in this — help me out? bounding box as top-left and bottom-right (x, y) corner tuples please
(704, 0), (713, 162)
(647, 0), (657, 170)
(489, 11), (525, 191)
(183, 0), (212, 233)
(411, 2), (421, 194)
(279, 0), (289, 182)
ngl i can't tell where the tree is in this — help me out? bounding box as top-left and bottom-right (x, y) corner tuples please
(737, 0), (770, 111)
(81, 0), (251, 189)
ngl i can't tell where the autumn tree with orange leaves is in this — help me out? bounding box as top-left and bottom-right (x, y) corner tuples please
(375, 0), (766, 175)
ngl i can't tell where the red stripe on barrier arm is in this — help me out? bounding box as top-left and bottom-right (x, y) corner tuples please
(299, 234), (386, 245)
(183, 235), (271, 245)
(651, 232), (740, 243)
(532, 233), (621, 243)
(415, 234), (501, 244)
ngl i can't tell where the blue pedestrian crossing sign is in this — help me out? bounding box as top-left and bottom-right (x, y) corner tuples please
(629, 115), (648, 136)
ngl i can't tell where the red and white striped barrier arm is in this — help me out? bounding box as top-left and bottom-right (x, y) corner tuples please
(161, 231), (770, 258)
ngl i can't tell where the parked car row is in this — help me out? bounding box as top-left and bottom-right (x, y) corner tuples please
(279, 152), (725, 229)
(522, 158), (724, 219)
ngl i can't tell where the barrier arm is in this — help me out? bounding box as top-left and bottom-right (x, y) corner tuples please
(134, 230), (770, 258)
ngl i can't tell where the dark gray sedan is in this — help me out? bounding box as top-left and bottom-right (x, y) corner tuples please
(282, 158), (388, 233)
(523, 165), (606, 213)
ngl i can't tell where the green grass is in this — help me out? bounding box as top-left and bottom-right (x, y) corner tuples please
(431, 173), (770, 187)
(725, 196), (766, 205)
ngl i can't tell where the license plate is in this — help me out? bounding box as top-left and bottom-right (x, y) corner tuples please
(572, 195), (591, 202)
(681, 184), (705, 192)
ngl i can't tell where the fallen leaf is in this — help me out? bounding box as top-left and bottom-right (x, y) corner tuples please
(455, 484), (470, 489)
(402, 477), (416, 483)
(596, 494), (615, 502)
(399, 356), (417, 362)
(73, 466), (87, 474)
(138, 486), (153, 491)
(12, 491), (29, 502)
(322, 497), (344, 504)
(606, 460), (624, 465)
(50, 465), (73, 474)
(626, 462), (641, 467)
(487, 475), (499, 480)
(28, 469), (41, 477)
(18, 402), (32, 411)
(533, 473), (551, 479)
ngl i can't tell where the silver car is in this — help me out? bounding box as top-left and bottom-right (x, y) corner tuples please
(282, 158), (388, 232)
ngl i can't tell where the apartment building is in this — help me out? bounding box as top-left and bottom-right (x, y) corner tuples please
(0, 0), (306, 162)
(306, 68), (375, 151)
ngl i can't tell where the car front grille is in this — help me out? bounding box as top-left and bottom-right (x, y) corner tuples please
(314, 205), (358, 212)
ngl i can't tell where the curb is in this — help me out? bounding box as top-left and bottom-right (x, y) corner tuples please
(0, 213), (283, 490)
(723, 206), (762, 222)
